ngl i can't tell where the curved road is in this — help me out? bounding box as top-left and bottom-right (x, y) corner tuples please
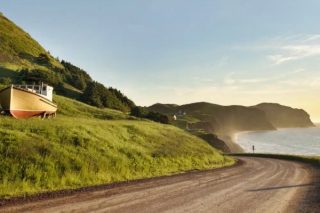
(1, 157), (319, 213)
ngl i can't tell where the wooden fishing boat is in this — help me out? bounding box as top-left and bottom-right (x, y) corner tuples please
(0, 84), (57, 119)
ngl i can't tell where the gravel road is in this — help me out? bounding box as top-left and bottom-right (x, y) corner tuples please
(1, 157), (319, 213)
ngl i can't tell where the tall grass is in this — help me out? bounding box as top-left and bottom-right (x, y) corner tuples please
(0, 96), (234, 198)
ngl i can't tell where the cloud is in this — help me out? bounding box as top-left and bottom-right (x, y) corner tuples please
(268, 54), (298, 65)
(265, 34), (320, 65)
(224, 73), (236, 85)
(238, 78), (266, 83)
(236, 34), (320, 65)
(290, 68), (305, 74)
(303, 34), (320, 42)
(223, 72), (267, 85)
(269, 45), (320, 65)
(217, 69), (320, 98)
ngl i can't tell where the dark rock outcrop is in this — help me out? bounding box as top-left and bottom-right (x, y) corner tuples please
(196, 132), (231, 153)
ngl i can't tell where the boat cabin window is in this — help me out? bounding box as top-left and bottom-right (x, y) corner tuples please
(13, 84), (54, 101)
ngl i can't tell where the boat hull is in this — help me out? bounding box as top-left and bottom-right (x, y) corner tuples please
(0, 86), (57, 119)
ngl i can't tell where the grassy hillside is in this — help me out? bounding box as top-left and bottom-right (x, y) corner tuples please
(0, 13), (135, 112)
(0, 13), (62, 71)
(0, 96), (234, 198)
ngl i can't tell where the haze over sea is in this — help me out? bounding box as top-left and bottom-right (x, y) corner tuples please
(235, 126), (320, 156)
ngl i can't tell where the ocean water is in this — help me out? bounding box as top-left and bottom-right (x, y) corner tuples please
(235, 127), (320, 156)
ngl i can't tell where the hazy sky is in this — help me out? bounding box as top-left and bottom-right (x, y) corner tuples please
(1, 1), (320, 121)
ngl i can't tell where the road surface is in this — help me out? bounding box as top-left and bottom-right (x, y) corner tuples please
(1, 157), (319, 213)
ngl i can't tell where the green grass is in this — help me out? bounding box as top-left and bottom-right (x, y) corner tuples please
(178, 115), (200, 123)
(229, 153), (320, 166)
(54, 95), (129, 120)
(0, 95), (235, 198)
(0, 13), (63, 70)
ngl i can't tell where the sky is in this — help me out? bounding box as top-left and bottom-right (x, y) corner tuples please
(1, 0), (320, 121)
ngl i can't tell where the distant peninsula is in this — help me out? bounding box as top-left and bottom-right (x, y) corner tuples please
(148, 102), (315, 152)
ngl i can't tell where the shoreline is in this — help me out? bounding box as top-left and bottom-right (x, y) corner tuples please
(229, 126), (320, 156)
(217, 130), (276, 153)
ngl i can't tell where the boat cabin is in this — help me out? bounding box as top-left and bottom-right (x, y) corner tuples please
(14, 84), (54, 101)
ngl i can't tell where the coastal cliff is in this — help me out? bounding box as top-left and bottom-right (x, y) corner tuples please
(253, 103), (315, 128)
